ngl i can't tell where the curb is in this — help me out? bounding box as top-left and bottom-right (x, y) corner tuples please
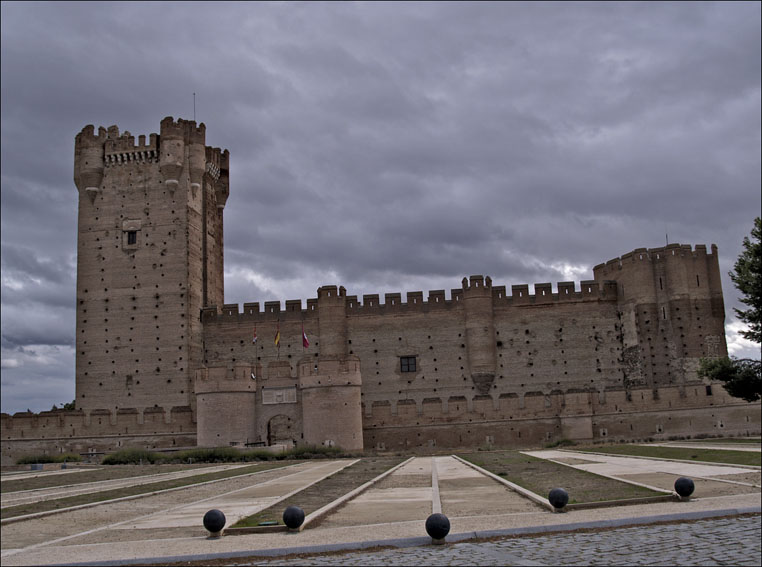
(555, 448), (762, 470)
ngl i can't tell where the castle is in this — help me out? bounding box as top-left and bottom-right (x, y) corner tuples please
(1, 118), (759, 463)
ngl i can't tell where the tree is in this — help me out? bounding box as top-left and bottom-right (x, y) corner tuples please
(698, 357), (760, 403)
(698, 218), (762, 402)
(730, 217), (761, 343)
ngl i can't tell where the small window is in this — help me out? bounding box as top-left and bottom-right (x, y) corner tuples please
(705, 385), (712, 396)
(400, 356), (416, 373)
(127, 231), (137, 245)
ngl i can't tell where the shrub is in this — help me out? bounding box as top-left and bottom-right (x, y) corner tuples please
(16, 452), (83, 465)
(289, 444), (344, 459)
(544, 438), (576, 449)
(102, 448), (165, 465)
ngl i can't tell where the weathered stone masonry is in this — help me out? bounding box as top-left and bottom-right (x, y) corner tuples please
(1, 118), (758, 464)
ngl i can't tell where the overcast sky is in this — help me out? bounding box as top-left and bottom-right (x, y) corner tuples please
(1, 1), (760, 414)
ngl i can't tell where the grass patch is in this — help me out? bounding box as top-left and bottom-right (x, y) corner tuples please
(1, 462), (290, 519)
(1, 464), (219, 492)
(575, 445), (761, 467)
(458, 450), (662, 504)
(231, 457), (404, 528)
(15, 453), (82, 465)
(680, 438), (761, 445)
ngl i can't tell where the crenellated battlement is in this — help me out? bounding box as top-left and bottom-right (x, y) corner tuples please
(593, 243), (717, 273)
(104, 129), (159, 166)
(159, 116), (206, 145)
(75, 124), (109, 146)
(202, 276), (621, 324)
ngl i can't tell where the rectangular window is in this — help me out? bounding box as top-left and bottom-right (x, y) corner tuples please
(400, 356), (416, 373)
(127, 231), (137, 245)
(705, 385), (713, 396)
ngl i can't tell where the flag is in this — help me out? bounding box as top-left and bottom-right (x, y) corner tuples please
(252, 328), (257, 344)
(274, 325), (280, 347)
(302, 324), (309, 349)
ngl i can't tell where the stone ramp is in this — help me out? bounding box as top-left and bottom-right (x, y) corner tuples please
(318, 456), (538, 529)
(118, 460), (355, 530)
(319, 456), (433, 527)
(1, 464), (250, 508)
(645, 441), (761, 453)
(436, 456), (541, 517)
(524, 449), (761, 496)
(0, 468), (95, 483)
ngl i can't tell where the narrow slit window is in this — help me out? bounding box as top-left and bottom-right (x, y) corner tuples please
(127, 231), (137, 245)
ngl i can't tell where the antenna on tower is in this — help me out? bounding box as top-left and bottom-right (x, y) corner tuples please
(193, 92), (196, 122)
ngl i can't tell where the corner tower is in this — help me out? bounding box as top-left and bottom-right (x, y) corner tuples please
(594, 244), (726, 394)
(73, 118), (229, 418)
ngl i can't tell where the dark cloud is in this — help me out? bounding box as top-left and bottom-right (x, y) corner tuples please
(1, 1), (759, 413)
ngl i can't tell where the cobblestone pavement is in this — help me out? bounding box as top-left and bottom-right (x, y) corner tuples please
(243, 515), (762, 566)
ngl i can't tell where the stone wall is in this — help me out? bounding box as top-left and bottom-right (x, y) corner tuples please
(0, 408), (196, 465)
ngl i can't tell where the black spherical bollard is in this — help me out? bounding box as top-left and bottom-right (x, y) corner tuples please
(675, 477), (695, 499)
(548, 488), (569, 510)
(203, 509), (226, 537)
(425, 513), (450, 544)
(283, 506), (305, 530)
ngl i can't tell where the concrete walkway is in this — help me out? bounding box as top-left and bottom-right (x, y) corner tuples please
(1, 452), (759, 566)
(525, 449), (761, 494)
(122, 459), (356, 530)
(1, 464), (252, 509)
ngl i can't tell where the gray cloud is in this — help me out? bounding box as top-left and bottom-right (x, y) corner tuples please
(1, 1), (759, 413)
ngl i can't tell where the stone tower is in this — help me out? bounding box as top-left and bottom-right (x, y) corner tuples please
(593, 244), (727, 395)
(299, 285), (363, 450)
(73, 118), (229, 419)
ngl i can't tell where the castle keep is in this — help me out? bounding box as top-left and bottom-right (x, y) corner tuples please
(1, 118), (759, 462)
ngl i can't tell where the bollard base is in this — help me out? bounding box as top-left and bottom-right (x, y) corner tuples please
(551, 506), (567, 513)
(206, 532), (223, 539)
(431, 537), (446, 546)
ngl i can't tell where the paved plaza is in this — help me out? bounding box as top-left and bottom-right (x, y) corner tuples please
(248, 515), (762, 566)
(1, 443), (759, 566)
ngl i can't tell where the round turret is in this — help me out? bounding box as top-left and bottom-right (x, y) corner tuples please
(74, 125), (106, 200)
(188, 122), (206, 192)
(159, 117), (185, 190)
